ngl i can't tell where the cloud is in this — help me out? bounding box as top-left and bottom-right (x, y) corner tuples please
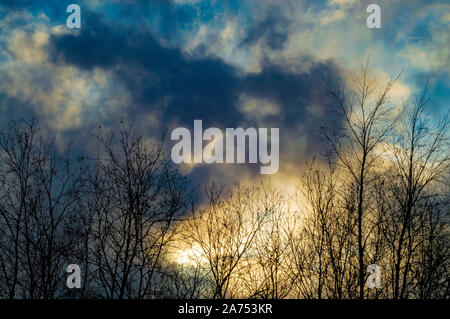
(43, 7), (344, 184)
(240, 9), (291, 50)
(238, 94), (280, 122)
(1, 0), (447, 191)
(173, 0), (204, 4)
(0, 11), (134, 153)
(330, 0), (358, 5)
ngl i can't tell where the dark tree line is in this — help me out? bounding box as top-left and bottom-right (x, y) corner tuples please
(0, 121), (191, 298)
(0, 67), (448, 299)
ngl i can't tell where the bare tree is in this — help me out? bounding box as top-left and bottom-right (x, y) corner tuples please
(184, 183), (271, 299)
(155, 260), (210, 299)
(412, 186), (449, 298)
(0, 77), (448, 300)
(0, 119), (87, 299)
(87, 122), (190, 299)
(380, 85), (449, 298)
(323, 62), (402, 298)
(292, 160), (335, 298)
(240, 187), (295, 299)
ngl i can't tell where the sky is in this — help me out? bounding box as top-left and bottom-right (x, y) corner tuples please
(0, 0), (448, 191)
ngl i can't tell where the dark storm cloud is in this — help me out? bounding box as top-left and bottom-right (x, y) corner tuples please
(0, 0), (72, 21)
(0, 94), (38, 126)
(0, 0), (345, 183)
(50, 11), (123, 69)
(49, 11), (240, 127)
(48, 10), (343, 180)
(240, 13), (290, 50)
